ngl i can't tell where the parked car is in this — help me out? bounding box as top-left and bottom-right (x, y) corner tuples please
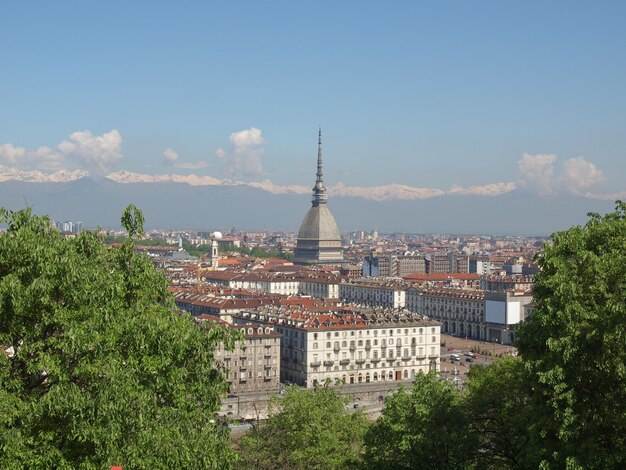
(450, 353), (461, 361)
(465, 357), (474, 363)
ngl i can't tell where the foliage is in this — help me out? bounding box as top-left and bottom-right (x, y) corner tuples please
(363, 372), (474, 470)
(515, 201), (626, 469)
(238, 385), (369, 469)
(0, 206), (240, 469)
(464, 357), (537, 469)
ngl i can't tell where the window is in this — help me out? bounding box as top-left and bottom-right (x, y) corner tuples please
(313, 342), (318, 349)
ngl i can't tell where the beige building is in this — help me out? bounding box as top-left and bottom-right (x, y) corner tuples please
(199, 316), (281, 394)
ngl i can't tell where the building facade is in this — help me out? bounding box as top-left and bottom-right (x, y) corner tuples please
(197, 316), (281, 394)
(339, 278), (410, 309)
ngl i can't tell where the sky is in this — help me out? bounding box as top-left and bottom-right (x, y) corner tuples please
(1, 1), (625, 211)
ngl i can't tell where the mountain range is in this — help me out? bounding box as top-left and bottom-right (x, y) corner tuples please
(0, 177), (615, 235)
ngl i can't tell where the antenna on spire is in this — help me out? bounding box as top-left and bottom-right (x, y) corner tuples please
(312, 126), (327, 205)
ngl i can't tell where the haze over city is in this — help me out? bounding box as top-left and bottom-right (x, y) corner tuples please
(1, 1), (625, 233)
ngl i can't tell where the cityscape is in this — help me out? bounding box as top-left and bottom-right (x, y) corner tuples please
(1, 2), (625, 469)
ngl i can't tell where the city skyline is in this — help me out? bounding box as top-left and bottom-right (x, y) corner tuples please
(1, 2), (625, 232)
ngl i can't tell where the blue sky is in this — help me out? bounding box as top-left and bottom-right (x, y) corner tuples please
(1, 1), (625, 203)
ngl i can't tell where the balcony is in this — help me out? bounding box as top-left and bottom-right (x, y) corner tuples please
(365, 344), (372, 350)
(339, 359), (350, 366)
(310, 361), (321, 368)
(386, 356), (395, 361)
(401, 356), (411, 361)
(355, 359), (366, 364)
(333, 346), (340, 352)
(323, 360), (335, 366)
(349, 345), (356, 352)
(370, 358), (381, 363)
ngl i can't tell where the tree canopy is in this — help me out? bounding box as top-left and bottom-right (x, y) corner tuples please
(0, 206), (239, 469)
(238, 384), (369, 469)
(516, 201), (626, 469)
(363, 372), (474, 470)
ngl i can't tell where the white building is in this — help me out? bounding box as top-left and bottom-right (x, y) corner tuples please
(484, 290), (533, 344)
(339, 278), (411, 309)
(406, 286), (486, 340)
(238, 309), (440, 387)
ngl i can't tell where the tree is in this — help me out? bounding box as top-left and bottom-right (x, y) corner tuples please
(237, 384), (369, 469)
(363, 372), (474, 470)
(464, 357), (537, 469)
(0, 206), (240, 469)
(515, 201), (626, 469)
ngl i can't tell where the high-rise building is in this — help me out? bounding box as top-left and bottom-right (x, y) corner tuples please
(294, 129), (344, 265)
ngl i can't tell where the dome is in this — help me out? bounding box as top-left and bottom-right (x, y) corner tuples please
(297, 204), (341, 241)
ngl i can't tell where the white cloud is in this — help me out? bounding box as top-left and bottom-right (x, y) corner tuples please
(0, 143), (65, 170)
(162, 147), (208, 170)
(162, 148), (178, 165)
(517, 153), (610, 196)
(448, 182), (517, 196)
(517, 153), (557, 196)
(559, 156), (606, 193)
(57, 129), (123, 175)
(0, 144), (26, 164)
(216, 127), (265, 178)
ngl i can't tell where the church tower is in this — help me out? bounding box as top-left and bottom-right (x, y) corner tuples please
(294, 129), (344, 265)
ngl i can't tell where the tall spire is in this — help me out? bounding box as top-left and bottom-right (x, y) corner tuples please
(312, 127), (327, 205)
(316, 126), (323, 184)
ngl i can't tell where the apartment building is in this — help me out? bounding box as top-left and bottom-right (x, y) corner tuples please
(480, 275), (534, 292)
(407, 286), (486, 340)
(237, 309), (440, 387)
(198, 316), (281, 394)
(295, 272), (342, 299)
(339, 278), (411, 308)
(202, 271), (300, 295)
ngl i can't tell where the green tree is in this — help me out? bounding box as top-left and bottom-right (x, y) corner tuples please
(238, 385), (369, 469)
(363, 372), (474, 470)
(0, 206), (240, 469)
(515, 201), (626, 469)
(464, 357), (537, 469)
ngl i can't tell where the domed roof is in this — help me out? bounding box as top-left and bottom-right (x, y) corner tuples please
(297, 204), (341, 241)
